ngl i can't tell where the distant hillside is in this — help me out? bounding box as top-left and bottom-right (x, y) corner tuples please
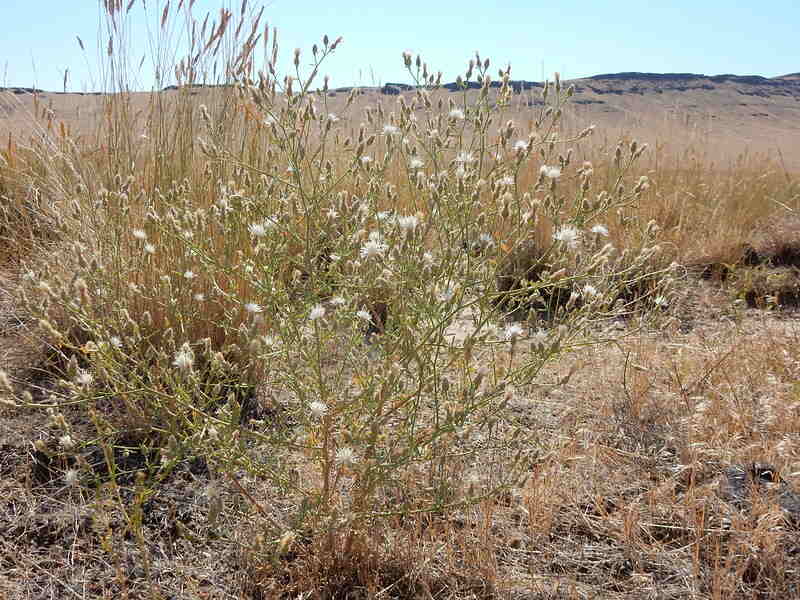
(2, 71), (800, 170)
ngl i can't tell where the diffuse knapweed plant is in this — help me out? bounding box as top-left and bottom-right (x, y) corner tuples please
(9, 0), (672, 561)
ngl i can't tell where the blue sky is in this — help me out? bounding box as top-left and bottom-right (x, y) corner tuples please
(2, 0), (798, 92)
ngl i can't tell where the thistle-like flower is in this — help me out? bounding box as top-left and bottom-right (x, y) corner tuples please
(582, 284), (599, 298)
(335, 446), (358, 466)
(75, 370), (94, 387)
(437, 284), (456, 302)
(360, 236), (387, 259)
(455, 151), (476, 164)
(553, 225), (580, 249)
(531, 328), (549, 348)
(397, 215), (419, 232)
(309, 401), (328, 419)
(65, 469), (79, 487)
(504, 323), (524, 341)
(173, 344), (195, 371)
(540, 165), (562, 179)
(249, 222), (268, 237)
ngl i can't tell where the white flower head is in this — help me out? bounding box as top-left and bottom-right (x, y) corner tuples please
(497, 175), (515, 186)
(478, 232), (495, 248)
(531, 328), (549, 348)
(553, 225), (580, 249)
(455, 151), (476, 164)
(330, 296), (347, 307)
(59, 434), (76, 450)
(132, 229), (147, 241)
(249, 222), (268, 237)
(143, 243), (156, 255)
(309, 401), (328, 419)
(109, 336), (122, 348)
(449, 108), (465, 120)
(582, 284), (599, 298)
(382, 124), (400, 136)
(504, 323), (524, 341)
(65, 469), (79, 486)
(540, 165), (562, 179)
(438, 284), (456, 302)
(360, 155), (372, 164)
(360, 236), (387, 259)
(397, 215), (419, 232)
(172, 344), (195, 371)
(591, 224), (609, 237)
(194, 293), (205, 302)
(327, 113), (339, 123)
(513, 139), (528, 152)
(309, 304), (326, 321)
(335, 446), (358, 467)
(409, 157), (424, 170)
(356, 309), (373, 322)
(183, 270), (196, 280)
(244, 302), (263, 314)
(75, 370), (94, 387)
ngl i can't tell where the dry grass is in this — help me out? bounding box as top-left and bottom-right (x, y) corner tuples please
(2, 2), (800, 599)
